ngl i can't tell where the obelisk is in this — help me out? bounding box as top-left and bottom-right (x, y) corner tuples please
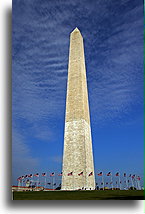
(61, 28), (95, 190)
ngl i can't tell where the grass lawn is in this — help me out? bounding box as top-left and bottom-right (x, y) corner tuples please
(13, 190), (144, 200)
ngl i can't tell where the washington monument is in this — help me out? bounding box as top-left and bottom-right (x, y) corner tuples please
(61, 28), (95, 190)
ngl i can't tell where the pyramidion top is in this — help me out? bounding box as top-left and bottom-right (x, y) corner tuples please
(72, 27), (80, 32)
(71, 27), (82, 37)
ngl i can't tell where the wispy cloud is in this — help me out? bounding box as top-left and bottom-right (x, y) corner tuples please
(86, 3), (143, 125)
(12, 130), (40, 183)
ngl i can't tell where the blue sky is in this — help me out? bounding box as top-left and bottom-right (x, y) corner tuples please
(12, 0), (143, 186)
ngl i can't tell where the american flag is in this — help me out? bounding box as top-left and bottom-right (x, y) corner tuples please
(115, 172), (119, 176)
(17, 177), (22, 181)
(34, 173), (39, 177)
(78, 171), (83, 176)
(89, 172), (93, 176)
(42, 173), (46, 176)
(97, 172), (103, 176)
(107, 172), (111, 176)
(68, 172), (73, 176)
(58, 172), (62, 176)
(50, 172), (55, 176)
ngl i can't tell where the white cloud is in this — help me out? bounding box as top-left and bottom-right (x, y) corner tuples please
(12, 130), (40, 183)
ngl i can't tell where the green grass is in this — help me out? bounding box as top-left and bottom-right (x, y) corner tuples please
(13, 190), (144, 200)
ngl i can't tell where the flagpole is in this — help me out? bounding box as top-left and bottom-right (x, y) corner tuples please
(119, 174), (121, 190)
(137, 179), (141, 190)
(136, 178), (139, 190)
(18, 180), (20, 190)
(86, 172), (88, 190)
(102, 172), (104, 190)
(23, 180), (25, 187)
(131, 176), (134, 189)
(35, 181), (38, 190)
(30, 179), (32, 189)
(128, 179), (130, 189)
(45, 177), (46, 189)
(83, 172), (85, 190)
(54, 173), (55, 190)
(139, 179), (141, 190)
(36, 178), (37, 190)
(52, 176), (54, 190)
(111, 174), (113, 190)
(80, 172), (82, 190)
(125, 176), (128, 190)
(73, 172), (74, 190)
(31, 176), (33, 188)
(134, 176), (138, 190)
(37, 177), (39, 190)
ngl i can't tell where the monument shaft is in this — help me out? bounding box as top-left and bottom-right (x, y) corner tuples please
(61, 28), (95, 190)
